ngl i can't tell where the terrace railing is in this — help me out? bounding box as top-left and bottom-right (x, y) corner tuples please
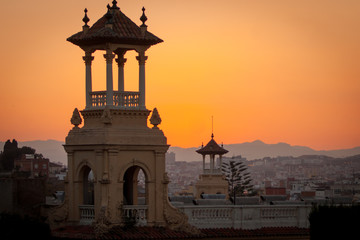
(79, 205), (95, 225)
(89, 91), (140, 108)
(78, 204), (311, 229)
(178, 205), (311, 229)
(123, 205), (148, 226)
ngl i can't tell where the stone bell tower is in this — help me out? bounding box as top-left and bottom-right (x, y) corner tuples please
(49, 1), (194, 232)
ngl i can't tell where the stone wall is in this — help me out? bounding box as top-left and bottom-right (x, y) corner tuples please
(0, 177), (46, 216)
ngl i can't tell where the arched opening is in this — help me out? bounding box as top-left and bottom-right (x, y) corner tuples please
(80, 165), (94, 205)
(123, 166), (147, 205)
(78, 165), (95, 225)
(123, 165), (148, 226)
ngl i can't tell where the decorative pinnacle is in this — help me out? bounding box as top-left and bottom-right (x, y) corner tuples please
(150, 108), (162, 129)
(70, 108), (82, 128)
(111, 0), (120, 10)
(82, 8), (90, 26)
(105, 4), (113, 24)
(140, 7), (148, 27)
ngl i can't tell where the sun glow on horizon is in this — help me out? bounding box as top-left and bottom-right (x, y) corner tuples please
(0, 0), (359, 151)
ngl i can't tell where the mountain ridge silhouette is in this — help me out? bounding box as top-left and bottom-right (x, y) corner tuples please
(1, 139), (359, 165)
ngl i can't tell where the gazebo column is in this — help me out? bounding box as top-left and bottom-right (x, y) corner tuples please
(104, 50), (115, 106)
(136, 51), (148, 108)
(115, 51), (127, 92)
(202, 155), (206, 171)
(83, 52), (94, 108)
(210, 154), (214, 173)
(219, 154), (223, 170)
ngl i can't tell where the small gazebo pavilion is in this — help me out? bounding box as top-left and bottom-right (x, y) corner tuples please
(67, 0), (163, 110)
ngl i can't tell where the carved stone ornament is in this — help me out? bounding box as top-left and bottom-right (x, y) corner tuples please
(162, 172), (170, 184)
(46, 199), (69, 229)
(70, 108), (82, 128)
(101, 106), (112, 124)
(94, 206), (112, 238)
(150, 107), (161, 129)
(162, 173), (201, 235)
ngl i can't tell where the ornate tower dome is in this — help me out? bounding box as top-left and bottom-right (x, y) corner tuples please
(67, 1), (163, 110)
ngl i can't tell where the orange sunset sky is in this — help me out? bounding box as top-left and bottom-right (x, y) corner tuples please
(0, 0), (359, 150)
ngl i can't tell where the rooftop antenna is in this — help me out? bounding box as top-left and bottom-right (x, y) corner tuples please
(211, 116), (214, 139)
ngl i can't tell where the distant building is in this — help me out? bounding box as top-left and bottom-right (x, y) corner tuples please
(14, 154), (49, 178)
(195, 134), (229, 199)
(49, 162), (64, 175)
(165, 152), (176, 165)
(265, 187), (286, 195)
(221, 155), (247, 166)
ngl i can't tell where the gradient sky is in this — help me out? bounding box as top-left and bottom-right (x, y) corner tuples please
(0, 0), (359, 150)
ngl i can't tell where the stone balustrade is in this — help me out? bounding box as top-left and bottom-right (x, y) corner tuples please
(178, 205), (311, 229)
(123, 205), (148, 226)
(78, 204), (311, 229)
(89, 91), (140, 108)
(79, 205), (95, 225)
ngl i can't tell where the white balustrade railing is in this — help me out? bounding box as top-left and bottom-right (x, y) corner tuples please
(78, 204), (310, 229)
(123, 205), (148, 226)
(114, 91), (139, 108)
(260, 207), (297, 219)
(178, 205), (311, 229)
(79, 205), (95, 225)
(89, 91), (140, 108)
(90, 91), (107, 107)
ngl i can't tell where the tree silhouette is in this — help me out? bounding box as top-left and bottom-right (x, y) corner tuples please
(222, 159), (254, 204)
(1, 139), (18, 170)
(0, 139), (36, 171)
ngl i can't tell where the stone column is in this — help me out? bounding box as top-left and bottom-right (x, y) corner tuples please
(66, 151), (78, 221)
(210, 154), (214, 173)
(83, 52), (94, 108)
(219, 154), (223, 171)
(115, 53), (127, 92)
(202, 155), (206, 172)
(136, 51), (148, 108)
(104, 50), (115, 106)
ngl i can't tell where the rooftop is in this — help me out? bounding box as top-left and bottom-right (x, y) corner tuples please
(196, 134), (229, 155)
(52, 226), (309, 240)
(67, 1), (163, 47)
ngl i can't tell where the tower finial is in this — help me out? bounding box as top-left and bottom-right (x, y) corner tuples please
(82, 8), (90, 26)
(140, 7), (148, 27)
(111, 0), (120, 10)
(105, 4), (113, 26)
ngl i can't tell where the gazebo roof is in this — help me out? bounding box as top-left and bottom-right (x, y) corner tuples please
(67, 2), (163, 47)
(196, 134), (229, 155)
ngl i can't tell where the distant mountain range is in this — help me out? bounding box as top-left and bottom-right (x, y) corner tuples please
(168, 140), (360, 162)
(1, 139), (359, 165)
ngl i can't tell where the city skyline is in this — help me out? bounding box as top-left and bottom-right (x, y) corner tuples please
(0, 0), (359, 150)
